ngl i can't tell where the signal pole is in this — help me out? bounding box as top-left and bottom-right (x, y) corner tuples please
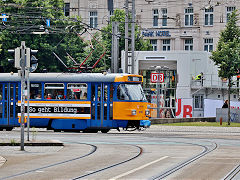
(131, 0), (135, 74)
(20, 41), (27, 151)
(124, 0), (129, 73)
(8, 41), (38, 151)
(111, 22), (119, 73)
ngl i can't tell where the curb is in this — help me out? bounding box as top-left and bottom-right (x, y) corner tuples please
(0, 140), (64, 146)
(0, 142), (64, 146)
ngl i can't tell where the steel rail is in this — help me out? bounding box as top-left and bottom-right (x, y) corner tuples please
(223, 164), (240, 180)
(0, 143), (97, 180)
(71, 144), (143, 179)
(151, 141), (218, 180)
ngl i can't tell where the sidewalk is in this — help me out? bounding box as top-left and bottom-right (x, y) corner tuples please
(0, 139), (64, 168)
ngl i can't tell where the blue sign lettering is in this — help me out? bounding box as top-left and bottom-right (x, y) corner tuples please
(142, 31), (154, 37)
(142, 30), (171, 37)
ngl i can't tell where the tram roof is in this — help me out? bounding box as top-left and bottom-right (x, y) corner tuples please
(0, 73), (130, 83)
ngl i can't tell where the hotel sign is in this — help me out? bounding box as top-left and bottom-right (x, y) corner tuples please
(142, 30), (171, 37)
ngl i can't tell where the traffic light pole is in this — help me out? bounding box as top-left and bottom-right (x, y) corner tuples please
(20, 41), (26, 151)
(26, 68), (30, 141)
(8, 41), (38, 151)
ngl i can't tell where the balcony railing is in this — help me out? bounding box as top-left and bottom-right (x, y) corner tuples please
(190, 74), (239, 89)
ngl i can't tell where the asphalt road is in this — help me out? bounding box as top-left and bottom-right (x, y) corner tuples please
(0, 125), (240, 180)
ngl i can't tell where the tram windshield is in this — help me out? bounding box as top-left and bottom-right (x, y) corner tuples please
(117, 83), (146, 101)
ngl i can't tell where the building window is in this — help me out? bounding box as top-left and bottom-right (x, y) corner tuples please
(109, 10), (114, 16)
(194, 95), (203, 109)
(185, 7), (193, 26)
(150, 39), (157, 51)
(153, 9), (159, 27)
(227, 6), (236, 22)
(184, 39), (193, 51)
(162, 8), (167, 26)
(90, 11), (98, 28)
(64, 3), (70, 16)
(162, 39), (170, 51)
(205, 7), (213, 26)
(204, 38), (213, 52)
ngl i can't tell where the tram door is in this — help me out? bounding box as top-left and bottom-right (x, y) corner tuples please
(91, 83), (113, 128)
(0, 83), (18, 128)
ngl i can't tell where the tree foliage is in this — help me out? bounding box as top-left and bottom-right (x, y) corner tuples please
(210, 10), (240, 79)
(0, 0), (87, 73)
(210, 10), (240, 125)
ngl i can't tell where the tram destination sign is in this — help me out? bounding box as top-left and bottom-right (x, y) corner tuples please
(151, 73), (164, 83)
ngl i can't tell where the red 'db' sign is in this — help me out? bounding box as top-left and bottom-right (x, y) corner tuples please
(151, 73), (164, 83)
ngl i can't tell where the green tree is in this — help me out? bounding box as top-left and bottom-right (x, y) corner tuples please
(101, 9), (152, 71)
(0, 0), (87, 72)
(210, 10), (240, 125)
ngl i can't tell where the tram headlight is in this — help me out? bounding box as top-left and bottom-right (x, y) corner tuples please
(131, 109), (137, 115)
(145, 109), (150, 116)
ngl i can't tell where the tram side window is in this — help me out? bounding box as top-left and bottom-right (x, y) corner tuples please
(44, 83), (64, 100)
(30, 83), (42, 99)
(67, 83), (88, 100)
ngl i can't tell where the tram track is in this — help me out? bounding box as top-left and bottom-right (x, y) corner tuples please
(0, 143), (97, 180)
(151, 141), (218, 180)
(223, 164), (240, 180)
(71, 144), (143, 180)
(0, 142), (143, 180)
(69, 139), (218, 180)
(0, 131), (237, 180)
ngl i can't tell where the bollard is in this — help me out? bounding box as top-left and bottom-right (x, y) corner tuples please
(220, 117), (222, 125)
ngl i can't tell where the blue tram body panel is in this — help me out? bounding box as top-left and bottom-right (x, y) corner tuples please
(51, 119), (87, 130)
(0, 73), (150, 132)
(29, 118), (50, 127)
(113, 120), (128, 128)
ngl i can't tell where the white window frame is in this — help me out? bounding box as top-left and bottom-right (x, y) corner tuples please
(226, 6), (236, 22)
(90, 11), (98, 28)
(193, 94), (204, 109)
(162, 39), (170, 51)
(161, 8), (167, 26)
(204, 38), (213, 52)
(204, 7), (213, 26)
(150, 39), (158, 51)
(153, 9), (159, 27)
(184, 39), (193, 51)
(185, 7), (194, 26)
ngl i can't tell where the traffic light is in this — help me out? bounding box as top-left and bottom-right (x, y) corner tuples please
(26, 48), (38, 68)
(8, 47), (21, 69)
(8, 42), (38, 72)
(30, 55), (38, 72)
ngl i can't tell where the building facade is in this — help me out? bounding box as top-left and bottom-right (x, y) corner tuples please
(64, 0), (239, 52)
(121, 51), (240, 118)
(64, 0), (240, 118)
